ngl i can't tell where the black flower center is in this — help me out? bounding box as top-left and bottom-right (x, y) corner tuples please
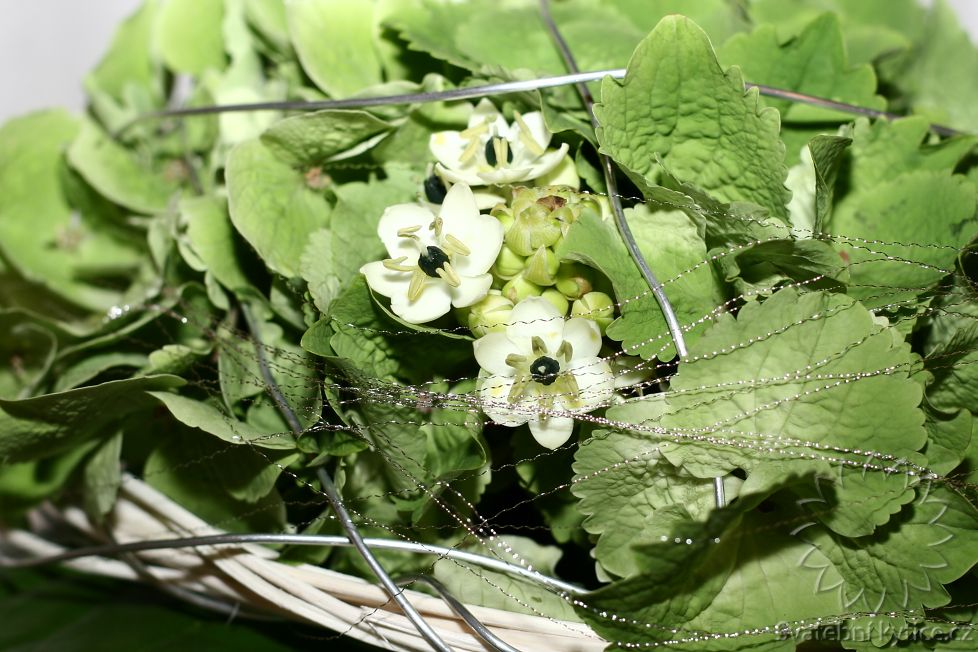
(484, 137), (513, 167)
(530, 355), (561, 386)
(423, 174), (447, 204)
(417, 245), (451, 277)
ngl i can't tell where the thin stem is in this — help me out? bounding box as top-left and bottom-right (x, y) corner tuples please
(537, 0), (724, 507)
(239, 302), (452, 652)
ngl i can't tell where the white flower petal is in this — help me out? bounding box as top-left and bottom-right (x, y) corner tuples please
(436, 162), (485, 187)
(360, 261), (410, 299)
(439, 186), (503, 276)
(561, 317), (603, 361)
(520, 111), (553, 151)
(473, 332), (519, 377)
(478, 167), (537, 185)
(378, 204), (436, 259)
(450, 273), (493, 308)
(429, 130), (469, 171)
(472, 187), (508, 210)
(525, 144), (570, 180)
(478, 372), (530, 427)
(469, 98), (502, 128)
(566, 356), (615, 411)
(506, 296), (564, 355)
(388, 278), (452, 323)
(528, 414), (575, 449)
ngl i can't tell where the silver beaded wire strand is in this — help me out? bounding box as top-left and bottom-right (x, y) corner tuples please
(6, 6), (976, 651)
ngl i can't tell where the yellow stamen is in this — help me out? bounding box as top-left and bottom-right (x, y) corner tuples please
(531, 336), (547, 357)
(557, 340), (573, 362)
(398, 225), (422, 240)
(514, 111), (545, 156)
(493, 138), (509, 168)
(459, 137), (481, 165)
(382, 257), (415, 272)
(429, 216), (444, 238)
(460, 122), (489, 139)
(508, 374), (530, 404)
(555, 373), (582, 409)
(505, 353), (527, 368)
(436, 262), (461, 287)
(408, 269), (426, 301)
(443, 233), (471, 256)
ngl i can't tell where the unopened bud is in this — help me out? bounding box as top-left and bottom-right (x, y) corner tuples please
(541, 288), (569, 316)
(502, 276), (542, 303)
(555, 262), (594, 299)
(490, 204), (515, 234)
(467, 291), (515, 337)
(572, 291), (615, 334)
(491, 244), (526, 280)
(522, 246), (560, 286)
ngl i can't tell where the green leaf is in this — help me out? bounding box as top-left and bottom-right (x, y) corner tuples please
(894, 0), (978, 133)
(602, 0), (749, 44)
(261, 110), (394, 167)
(573, 398), (741, 578)
(181, 195), (254, 293)
(808, 135), (851, 234)
(67, 119), (179, 215)
(299, 165), (420, 314)
(145, 426), (286, 531)
(53, 352), (149, 392)
(287, 0), (383, 98)
(830, 171), (975, 310)
(922, 403), (973, 476)
(82, 431), (123, 519)
(596, 15), (790, 220)
(558, 205), (725, 360)
(0, 568), (296, 651)
(578, 488), (840, 650)
(226, 139), (331, 278)
(718, 14), (883, 163)
(714, 238), (849, 296)
(747, 0), (925, 66)
(0, 111), (144, 312)
(0, 310), (58, 399)
(156, 0), (227, 74)
(422, 380), (486, 479)
(0, 375), (184, 462)
(432, 536), (581, 621)
(147, 392), (297, 449)
(621, 288), (927, 536)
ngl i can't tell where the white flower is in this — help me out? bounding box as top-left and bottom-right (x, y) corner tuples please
(429, 99), (570, 189)
(474, 296), (615, 449)
(360, 183), (503, 324)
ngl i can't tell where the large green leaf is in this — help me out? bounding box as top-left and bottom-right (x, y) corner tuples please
(225, 139), (331, 278)
(0, 111), (144, 312)
(156, 0), (227, 75)
(0, 568), (296, 651)
(0, 375), (184, 462)
(596, 16), (790, 220)
(558, 205), (725, 361)
(261, 110), (394, 167)
(287, 0), (383, 98)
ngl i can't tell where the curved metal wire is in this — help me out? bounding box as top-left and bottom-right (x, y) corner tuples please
(536, 0), (724, 507)
(239, 301), (452, 652)
(116, 70), (967, 139)
(395, 575), (521, 652)
(0, 531), (584, 596)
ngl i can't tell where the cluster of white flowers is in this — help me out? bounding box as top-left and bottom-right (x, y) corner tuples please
(359, 99), (621, 449)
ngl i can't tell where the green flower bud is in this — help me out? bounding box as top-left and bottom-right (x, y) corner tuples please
(555, 262), (595, 299)
(502, 186), (602, 256)
(467, 291), (515, 337)
(572, 291), (615, 334)
(490, 204), (515, 234)
(541, 288), (569, 315)
(502, 276), (542, 303)
(522, 246), (560, 286)
(491, 244), (526, 280)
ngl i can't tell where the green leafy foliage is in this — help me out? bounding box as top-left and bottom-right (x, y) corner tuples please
(596, 16), (791, 219)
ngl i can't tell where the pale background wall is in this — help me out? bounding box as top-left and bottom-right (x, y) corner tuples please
(0, 0), (977, 121)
